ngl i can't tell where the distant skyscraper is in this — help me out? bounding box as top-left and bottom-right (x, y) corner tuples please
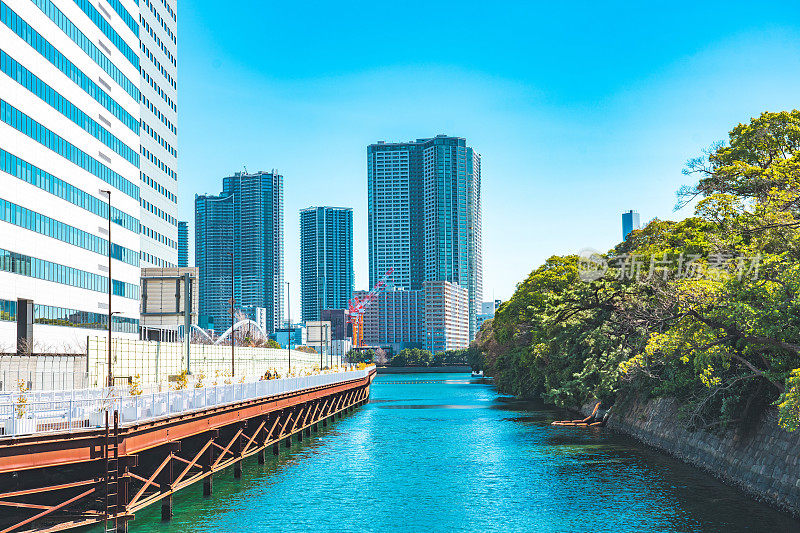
(622, 210), (641, 240)
(178, 222), (189, 267)
(367, 135), (482, 341)
(195, 171), (284, 333)
(300, 207), (353, 321)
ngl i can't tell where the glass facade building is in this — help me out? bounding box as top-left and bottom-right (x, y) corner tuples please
(622, 209), (641, 240)
(177, 221), (189, 267)
(367, 135), (482, 341)
(299, 207), (353, 321)
(195, 171), (284, 334)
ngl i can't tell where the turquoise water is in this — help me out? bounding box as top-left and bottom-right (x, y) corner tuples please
(118, 373), (800, 533)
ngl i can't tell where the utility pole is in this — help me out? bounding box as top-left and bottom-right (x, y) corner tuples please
(100, 189), (113, 388)
(228, 251), (235, 377)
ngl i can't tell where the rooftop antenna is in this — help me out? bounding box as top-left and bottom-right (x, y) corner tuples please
(243, 164), (247, 174)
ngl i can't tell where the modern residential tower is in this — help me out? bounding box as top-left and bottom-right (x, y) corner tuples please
(300, 207), (354, 321)
(195, 171), (284, 333)
(367, 135), (482, 345)
(177, 221), (189, 267)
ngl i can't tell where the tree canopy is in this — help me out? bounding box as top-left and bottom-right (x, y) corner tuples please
(475, 110), (800, 432)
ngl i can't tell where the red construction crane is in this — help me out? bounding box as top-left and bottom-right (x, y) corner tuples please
(347, 268), (394, 349)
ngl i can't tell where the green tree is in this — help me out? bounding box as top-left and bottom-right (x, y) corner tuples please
(476, 110), (800, 431)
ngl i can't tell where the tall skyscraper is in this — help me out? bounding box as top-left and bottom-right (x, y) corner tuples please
(622, 210), (641, 240)
(195, 171), (284, 333)
(367, 135), (482, 341)
(177, 221), (189, 267)
(138, 0), (179, 269)
(300, 207), (353, 321)
(0, 0), (145, 350)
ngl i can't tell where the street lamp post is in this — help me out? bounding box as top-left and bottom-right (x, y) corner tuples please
(100, 189), (113, 388)
(227, 251), (234, 377)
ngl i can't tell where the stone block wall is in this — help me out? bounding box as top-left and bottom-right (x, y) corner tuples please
(584, 396), (800, 516)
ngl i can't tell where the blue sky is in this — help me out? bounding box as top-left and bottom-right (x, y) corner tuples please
(176, 0), (800, 312)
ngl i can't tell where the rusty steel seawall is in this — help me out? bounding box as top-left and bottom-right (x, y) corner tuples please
(0, 368), (376, 533)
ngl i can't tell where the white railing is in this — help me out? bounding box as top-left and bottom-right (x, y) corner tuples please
(0, 367), (373, 438)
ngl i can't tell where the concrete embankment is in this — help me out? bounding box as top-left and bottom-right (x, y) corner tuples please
(583, 396), (800, 516)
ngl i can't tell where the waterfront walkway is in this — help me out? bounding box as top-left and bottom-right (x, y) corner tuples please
(1, 369), (371, 437)
(0, 367), (376, 533)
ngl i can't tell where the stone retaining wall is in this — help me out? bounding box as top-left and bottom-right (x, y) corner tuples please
(583, 396), (800, 516)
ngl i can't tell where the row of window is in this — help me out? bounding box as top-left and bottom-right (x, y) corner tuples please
(141, 64), (176, 112)
(0, 148), (139, 234)
(141, 92), (176, 134)
(0, 197), (140, 266)
(141, 251), (174, 268)
(140, 41), (175, 90)
(141, 0), (175, 44)
(102, 0), (139, 37)
(141, 15), (175, 67)
(71, 0), (139, 69)
(141, 171), (176, 203)
(0, 3), (139, 133)
(142, 120), (176, 157)
(0, 50), (139, 167)
(0, 248), (139, 299)
(141, 145), (176, 180)
(27, 0), (139, 101)
(141, 197), (176, 225)
(141, 224), (176, 249)
(26, 301), (139, 333)
(1, 100), (140, 199)
(152, 0), (176, 23)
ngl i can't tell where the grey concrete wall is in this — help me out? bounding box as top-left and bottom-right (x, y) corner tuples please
(586, 396), (800, 516)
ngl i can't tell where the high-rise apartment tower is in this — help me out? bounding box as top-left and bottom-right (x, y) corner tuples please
(177, 221), (189, 267)
(300, 207), (353, 321)
(195, 171), (284, 333)
(367, 135), (482, 340)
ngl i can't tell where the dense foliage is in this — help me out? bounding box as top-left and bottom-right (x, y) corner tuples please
(474, 111), (800, 431)
(346, 348), (470, 367)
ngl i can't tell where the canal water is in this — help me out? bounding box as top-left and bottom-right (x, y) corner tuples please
(116, 373), (800, 533)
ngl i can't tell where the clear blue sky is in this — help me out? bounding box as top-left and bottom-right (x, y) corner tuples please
(176, 0), (800, 314)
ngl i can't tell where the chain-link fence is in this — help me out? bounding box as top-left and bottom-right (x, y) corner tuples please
(88, 337), (331, 389)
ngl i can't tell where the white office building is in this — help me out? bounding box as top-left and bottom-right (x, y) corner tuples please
(0, 0), (177, 353)
(138, 0), (178, 268)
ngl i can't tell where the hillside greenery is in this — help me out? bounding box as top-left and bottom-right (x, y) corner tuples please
(473, 110), (800, 432)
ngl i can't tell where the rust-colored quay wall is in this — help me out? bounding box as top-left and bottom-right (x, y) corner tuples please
(0, 369), (375, 533)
